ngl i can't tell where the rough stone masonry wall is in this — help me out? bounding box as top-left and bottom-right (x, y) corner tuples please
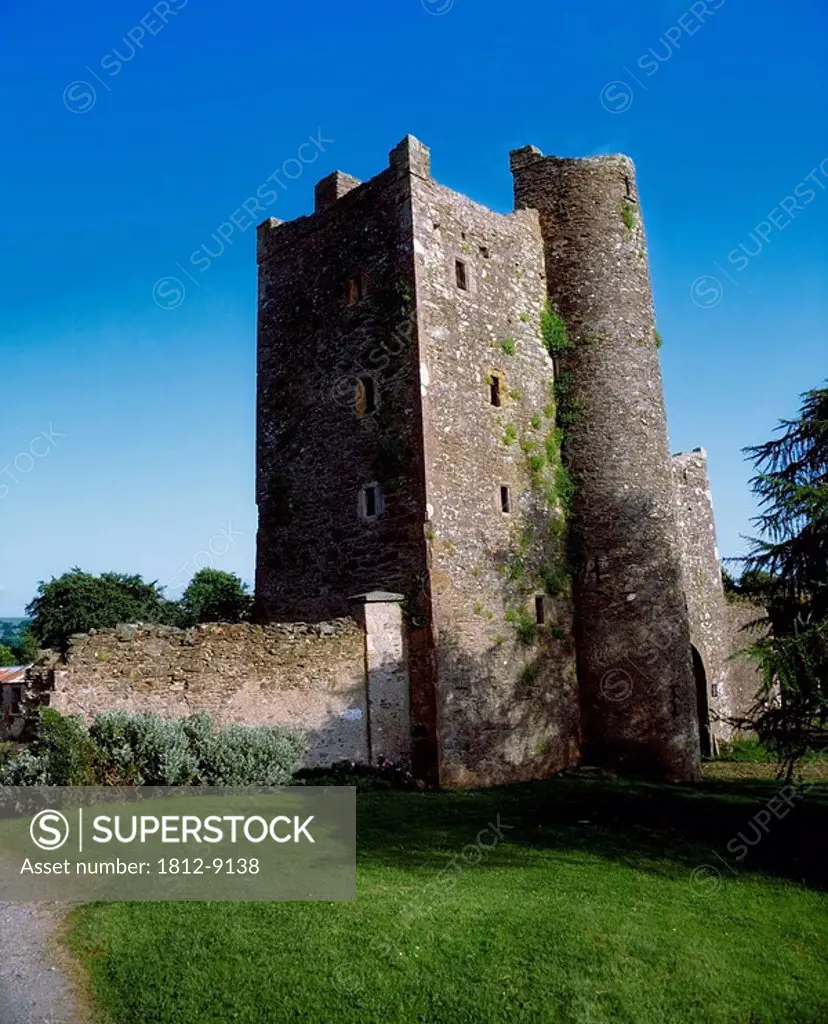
(39, 622), (372, 766)
(670, 449), (764, 743)
(670, 449), (730, 745)
(409, 162), (580, 787)
(256, 142), (428, 624)
(512, 148), (700, 781)
(721, 600), (766, 737)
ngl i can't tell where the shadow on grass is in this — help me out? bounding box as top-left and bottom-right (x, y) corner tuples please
(355, 773), (828, 892)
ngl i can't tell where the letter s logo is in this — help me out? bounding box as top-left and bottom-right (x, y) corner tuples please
(30, 810), (70, 850)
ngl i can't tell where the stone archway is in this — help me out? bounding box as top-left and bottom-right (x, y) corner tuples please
(692, 645), (712, 758)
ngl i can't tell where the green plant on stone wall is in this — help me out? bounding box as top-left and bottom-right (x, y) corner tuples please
(553, 374), (585, 428)
(500, 337), (516, 356)
(655, 329), (663, 349)
(493, 299), (579, 645)
(622, 201), (636, 232)
(518, 659), (543, 691)
(540, 301), (573, 359)
(505, 606), (538, 646)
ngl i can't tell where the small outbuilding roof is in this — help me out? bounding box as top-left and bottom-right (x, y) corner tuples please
(0, 667), (27, 685)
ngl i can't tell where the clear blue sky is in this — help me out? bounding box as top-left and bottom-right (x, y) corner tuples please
(1, 0), (825, 617)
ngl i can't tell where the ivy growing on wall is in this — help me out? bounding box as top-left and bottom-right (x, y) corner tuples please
(499, 301), (579, 645)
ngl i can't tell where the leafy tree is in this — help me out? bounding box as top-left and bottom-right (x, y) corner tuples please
(0, 645), (16, 667)
(740, 383), (828, 777)
(11, 627), (39, 664)
(26, 569), (173, 650)
(721, 565), (775, 603)
(179, 569), (252, 626)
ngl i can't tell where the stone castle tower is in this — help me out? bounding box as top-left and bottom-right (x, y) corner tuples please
(255, 135), (727, 787)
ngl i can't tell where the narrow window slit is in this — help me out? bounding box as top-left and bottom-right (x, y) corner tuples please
(357, 375), (377, 416)
(455, 259), (468, 291)
(346, 272), (366, 305)
(500, 485), (511, 513)
(360, 483), (383, 520)
(535, 596), (545, 625)
(365, 486), (377, 517)
(490, 372), (503, 407)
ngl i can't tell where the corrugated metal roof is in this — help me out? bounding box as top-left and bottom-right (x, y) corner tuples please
(0, 667), (27, 685)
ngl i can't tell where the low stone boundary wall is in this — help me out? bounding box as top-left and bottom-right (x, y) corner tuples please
(29, 620), (372, 766)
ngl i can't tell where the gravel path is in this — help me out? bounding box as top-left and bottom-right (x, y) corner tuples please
(0, 903), (84, 1024)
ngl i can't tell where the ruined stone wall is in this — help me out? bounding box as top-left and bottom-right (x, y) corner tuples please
(670, 449), (729, 748)
(409, 164), (580, 787)
(512, 147), (700, 781)
(256, 142), (428, 624)
(670, 449), (764, 743)
(721, 600), (765, 736)
(39, 622), (371, 766)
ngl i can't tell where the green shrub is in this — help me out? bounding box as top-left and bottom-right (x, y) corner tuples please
(90, 711), (199, 785)
(0, 708), (97, 785)
(200, 724), (306, 787)
(716, 737), (825, 764)
(0, 709), (306, 787)
(716, 738), (767, 762)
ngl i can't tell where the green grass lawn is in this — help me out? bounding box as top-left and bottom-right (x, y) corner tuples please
(65, 771), (828, 1024)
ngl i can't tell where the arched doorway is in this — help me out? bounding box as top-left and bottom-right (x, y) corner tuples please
(692, 645), (712, 758)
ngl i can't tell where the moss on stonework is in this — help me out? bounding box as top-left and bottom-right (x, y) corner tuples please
(500, 337), (516, 356)
(622, 201), (636, 232)
(503, 423), (518, 446)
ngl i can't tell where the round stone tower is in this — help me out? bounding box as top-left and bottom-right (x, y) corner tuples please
(511, 146), (701, 782)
